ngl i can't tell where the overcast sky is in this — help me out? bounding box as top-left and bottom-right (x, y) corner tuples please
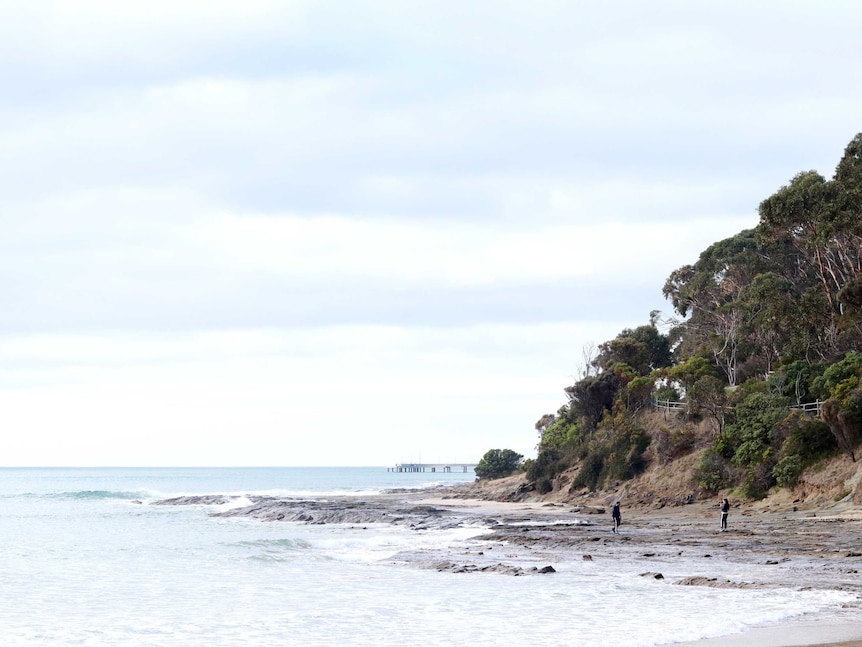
(1, 1), (860, 467)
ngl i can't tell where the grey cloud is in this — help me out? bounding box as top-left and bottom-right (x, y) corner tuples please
(0, 262), (664, 334)
(1, 0), (860, 335)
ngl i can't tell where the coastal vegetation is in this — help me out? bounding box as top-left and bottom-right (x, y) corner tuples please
(475, 448), (524, 480)
(517, 133), (862, 501)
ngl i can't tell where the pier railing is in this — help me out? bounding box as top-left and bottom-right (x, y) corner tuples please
(389, 463), (476, 473)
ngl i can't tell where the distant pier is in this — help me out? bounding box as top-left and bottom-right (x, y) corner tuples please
(389, 463), (476, 473)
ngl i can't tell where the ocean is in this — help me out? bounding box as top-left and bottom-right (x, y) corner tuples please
(0, 467), (853, 646)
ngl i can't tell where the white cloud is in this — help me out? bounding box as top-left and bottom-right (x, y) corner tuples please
(0, 1), (859, 464)
(185, 210), (758, 289)
(0, 1), (304, 65)
(0, 323), (616, 465)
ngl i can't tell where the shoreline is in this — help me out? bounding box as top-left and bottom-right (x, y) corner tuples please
(156, 485), (862, 647)
(419, 492), (862, 647)
(671, 621), (862, 647)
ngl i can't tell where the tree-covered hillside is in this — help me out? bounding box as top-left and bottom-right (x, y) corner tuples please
(527, 133), (862, 500)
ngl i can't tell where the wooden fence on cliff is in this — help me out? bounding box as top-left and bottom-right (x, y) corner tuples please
(652, 398), (822, 416)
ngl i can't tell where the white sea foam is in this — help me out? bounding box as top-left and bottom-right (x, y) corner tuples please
(299, 522), (489, 563)
(506, 518), (592, 527)
(0, 467), (856, 646)
(213, 495), (253, 511)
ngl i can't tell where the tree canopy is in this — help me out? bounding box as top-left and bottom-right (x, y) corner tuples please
(475, 448), (524, 480)
(526, 133), (862, 499)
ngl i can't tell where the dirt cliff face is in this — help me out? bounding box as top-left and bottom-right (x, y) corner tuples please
(461, 406), (862, 515)
(762, 455), (862, 512)
(460, 450), (862, 516)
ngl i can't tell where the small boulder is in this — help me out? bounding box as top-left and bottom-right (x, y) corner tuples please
(639, 572), (664, 580)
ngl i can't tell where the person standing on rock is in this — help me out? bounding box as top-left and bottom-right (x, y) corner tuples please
(720, 498), (730, 531)
(612, 501), (621, 533)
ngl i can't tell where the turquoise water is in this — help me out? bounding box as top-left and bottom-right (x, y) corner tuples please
(0, 468), (853, 646)
(0, 466), (473, 498)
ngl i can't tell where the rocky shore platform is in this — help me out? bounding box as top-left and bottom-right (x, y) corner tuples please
(152, 487), (862, 582)
(154, 484), (862, 646)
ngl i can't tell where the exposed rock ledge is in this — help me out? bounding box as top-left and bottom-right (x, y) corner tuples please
(430, 561), (556, 576)
(674, 575), (758, 588)
(152, 494), (496, 529)
(151, 491), (862, 590)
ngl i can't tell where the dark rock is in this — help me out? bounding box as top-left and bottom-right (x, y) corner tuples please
(576, 506), (605, 515)
(675, 576), (755, 589)
(152, 495), (237, 506)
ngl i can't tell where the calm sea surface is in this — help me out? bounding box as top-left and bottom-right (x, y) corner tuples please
(0, 467), (852, 646)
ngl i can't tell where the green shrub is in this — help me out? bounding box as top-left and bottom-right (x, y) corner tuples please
(773, 455), (803, 488)
(722, 392), (790, 467)
(812, 351), (862, 399)
(536, 478), (553, 494)
(573, 451), (605, 490)
(475, 449), (524, 480)
(768, 360), (819, 403)
(741, 463), (774, 500)
(696, 449), (731, 492)
(566, 425), (653, 489)
(781, 418), (837, 463)
(713, 431), (737, 460)
(771, 418), (838, 487)
(526, 449), (562, 482)
(604, 428), (650, 481)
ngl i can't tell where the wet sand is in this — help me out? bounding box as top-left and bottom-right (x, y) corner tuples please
(673, 625), (862, 647)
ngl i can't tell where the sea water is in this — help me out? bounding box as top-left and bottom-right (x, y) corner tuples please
(0, 467), (853, 646)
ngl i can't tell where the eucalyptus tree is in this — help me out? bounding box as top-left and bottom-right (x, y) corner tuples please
(745, 271), (799, 371)
(756, 134), (862, 358)
(832, 134), (862, 348)
(831, 133), (862, 292)
(593, 324), (672, 376)
(563, 371), (619, 430)
(534, 413), (557, 437)
(759, 171), (840, 313)
(663, 230), (767, 385)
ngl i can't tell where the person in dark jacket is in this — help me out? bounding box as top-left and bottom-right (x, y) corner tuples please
(720, 498), (730, 531)
(612, 501), (621, 533)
